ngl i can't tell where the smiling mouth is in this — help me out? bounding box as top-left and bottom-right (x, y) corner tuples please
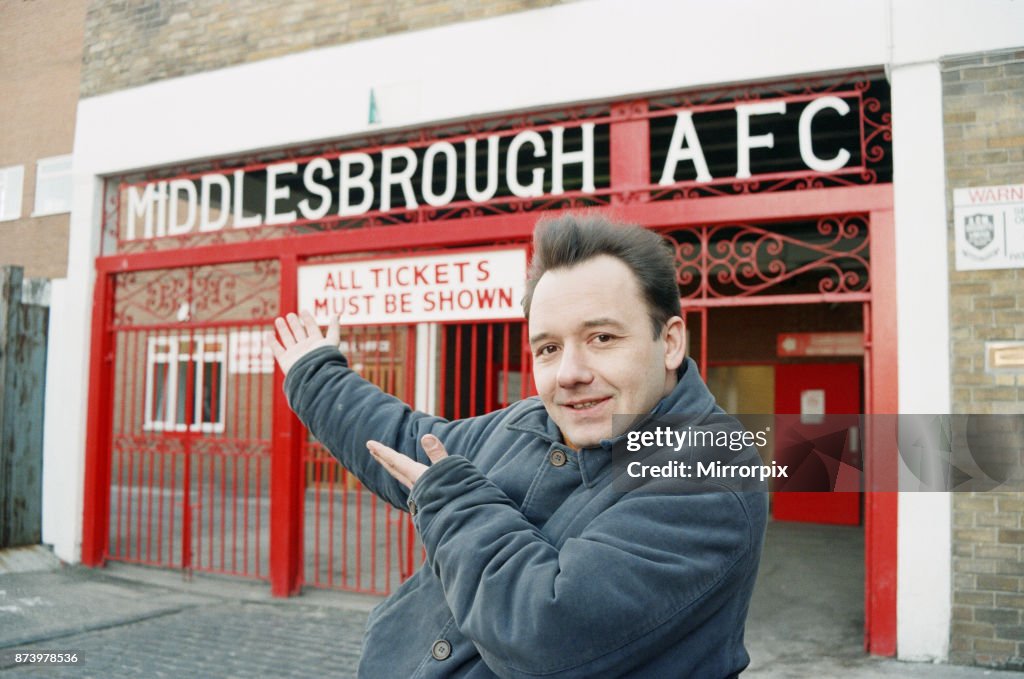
(564, 397), (611, 410)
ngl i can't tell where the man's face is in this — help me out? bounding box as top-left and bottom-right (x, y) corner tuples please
(528, 255), (685, 449)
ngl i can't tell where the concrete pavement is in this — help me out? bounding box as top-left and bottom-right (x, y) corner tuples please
(744, 523), (1017, 678)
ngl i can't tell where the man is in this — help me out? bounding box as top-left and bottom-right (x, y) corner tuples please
(271, 214), (767, 678)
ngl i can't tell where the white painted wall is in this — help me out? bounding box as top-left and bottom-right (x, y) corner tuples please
(47, 0), (1024, 661)
(890, 61), (953, 661)
(40, 279), (80, 560)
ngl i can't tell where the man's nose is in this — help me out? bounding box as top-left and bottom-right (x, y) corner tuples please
(557, 345), (593, 388)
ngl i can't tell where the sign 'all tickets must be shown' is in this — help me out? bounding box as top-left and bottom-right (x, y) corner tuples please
(298, 247), (528, 325)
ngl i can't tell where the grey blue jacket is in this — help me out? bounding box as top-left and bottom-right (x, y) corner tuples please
(285, 347), (767, 678)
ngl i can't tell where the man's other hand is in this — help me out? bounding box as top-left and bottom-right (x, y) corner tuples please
(267, 311), (339, 376)
(366, 435), (449, 489)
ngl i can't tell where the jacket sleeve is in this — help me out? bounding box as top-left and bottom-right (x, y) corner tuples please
(283, 345), (453, 511)
(408, 455), (763, 679)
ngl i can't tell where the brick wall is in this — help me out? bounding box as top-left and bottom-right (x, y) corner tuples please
(944, 48), (1024, 670)
(81, 0), (572, 98)
(0, 0), (89, 278)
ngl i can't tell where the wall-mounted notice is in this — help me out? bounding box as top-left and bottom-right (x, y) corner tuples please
(953, 183), (1024, 271)
(299, 247), (528, 325)
(986, 341), (1024, 374)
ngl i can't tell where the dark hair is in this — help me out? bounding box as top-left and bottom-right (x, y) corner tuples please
(521, 213), (681, 338)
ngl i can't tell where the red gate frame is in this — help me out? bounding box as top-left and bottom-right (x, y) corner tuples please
(80, 102), (898, 654)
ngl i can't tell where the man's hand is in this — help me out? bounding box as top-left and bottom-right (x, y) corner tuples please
(267, 311), (339, 376)
(367, 434), (449, 489)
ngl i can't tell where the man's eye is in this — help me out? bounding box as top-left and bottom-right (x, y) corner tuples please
(537, 345), (558, 356)
(595, 334), (614, 343)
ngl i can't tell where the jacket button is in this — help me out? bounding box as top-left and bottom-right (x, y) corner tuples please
(431, 639), (451, 661)
(550, 449), (567, 467)
(408, 499), (418, 516)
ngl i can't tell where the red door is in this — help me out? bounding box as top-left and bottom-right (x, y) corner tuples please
(773, 363), (861, 525)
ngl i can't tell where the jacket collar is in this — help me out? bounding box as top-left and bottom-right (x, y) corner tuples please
(505, 399), (563, 444)
(504, 357), (717, 487)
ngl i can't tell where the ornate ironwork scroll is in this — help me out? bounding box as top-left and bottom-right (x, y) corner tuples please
(112, 260), (280, 328)
(663, 215), (870, 300)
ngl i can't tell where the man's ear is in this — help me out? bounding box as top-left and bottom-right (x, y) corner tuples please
(663, 316), (686, 371)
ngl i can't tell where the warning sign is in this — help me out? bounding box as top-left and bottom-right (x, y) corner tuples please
(298, 247), (528, 325)
(953, 183), (1024, 271)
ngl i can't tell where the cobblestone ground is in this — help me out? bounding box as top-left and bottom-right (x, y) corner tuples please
(0, 566), (370, 678)
(4, 603), (367, 678)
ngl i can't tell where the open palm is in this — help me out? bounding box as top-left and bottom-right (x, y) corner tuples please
(267, 311), (339, 376)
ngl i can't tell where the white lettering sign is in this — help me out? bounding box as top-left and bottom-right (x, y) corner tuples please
(122, 93), (862, 244)
(658, 94), (855, 185)
(298, 248), (528, 325)
(953, 183), (1024, 271)
(122, 125), (595, 241)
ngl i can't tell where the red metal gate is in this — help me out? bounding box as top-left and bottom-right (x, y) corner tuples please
(107, 262), (279, 578)
(104, 261), (534, 597)
(99, 240), (534, 597)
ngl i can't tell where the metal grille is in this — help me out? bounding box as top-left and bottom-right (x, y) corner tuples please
(302, 324), (418, 594)
(439, 321), (534, 419)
